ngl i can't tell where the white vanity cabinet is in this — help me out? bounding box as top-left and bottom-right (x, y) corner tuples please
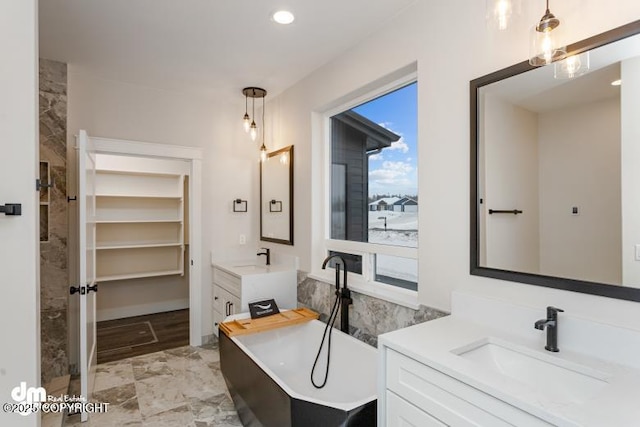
(212, 263), (297, 336)
(380, 347), (552, 427)
(378, 290), (640, 427)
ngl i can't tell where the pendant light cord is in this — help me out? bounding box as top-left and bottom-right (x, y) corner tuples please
(252, 93), (255, 123)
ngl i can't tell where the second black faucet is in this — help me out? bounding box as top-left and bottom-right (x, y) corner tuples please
(534, 306), (564, 352)
(257, 248), (270, 266)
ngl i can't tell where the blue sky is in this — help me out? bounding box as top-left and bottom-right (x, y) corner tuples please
(353, 82), (418, 197)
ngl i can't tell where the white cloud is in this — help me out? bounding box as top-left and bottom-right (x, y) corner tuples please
(377, 122), (409, 154)
(369, 152), (383, 161)
(387, 136), (409, 153)
(369, 161), (414, 184)
(382, 160), (413, 173)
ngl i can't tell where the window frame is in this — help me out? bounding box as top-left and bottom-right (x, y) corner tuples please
(311, 71), (420, 309)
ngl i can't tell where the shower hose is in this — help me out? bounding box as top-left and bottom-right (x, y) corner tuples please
(310, 291), (342, 389)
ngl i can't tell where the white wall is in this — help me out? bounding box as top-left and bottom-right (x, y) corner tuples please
(539, 97), (621, 284)
(67, 70), (261, 339)
(482, 93), (540, 273)
(0, 0), (40, 426)
(621, 56), (640, 286)
(268, 0), (640, 329)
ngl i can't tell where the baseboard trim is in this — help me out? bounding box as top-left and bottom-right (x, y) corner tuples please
(97, 299), (189, 322)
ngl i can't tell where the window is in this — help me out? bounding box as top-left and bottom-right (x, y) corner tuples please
(326, 80), (418, 294)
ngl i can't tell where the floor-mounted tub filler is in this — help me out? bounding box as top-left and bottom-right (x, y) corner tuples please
(220, 318), (377, 426)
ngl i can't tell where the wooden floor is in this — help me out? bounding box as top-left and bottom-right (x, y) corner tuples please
(97, 309), (189, 364)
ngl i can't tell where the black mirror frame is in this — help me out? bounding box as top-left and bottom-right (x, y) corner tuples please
(470, 20), (640, 303)
(260, 145), (294, 245)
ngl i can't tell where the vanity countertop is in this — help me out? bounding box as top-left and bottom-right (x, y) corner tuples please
(212, 259), (295, 276)
(380, 302), (640, 426)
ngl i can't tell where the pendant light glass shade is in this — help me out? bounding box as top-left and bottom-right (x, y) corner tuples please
(529, 2), (566, 66)
(279, 151), (288, 165)
(243, 93), (250, 132)
(486, 0), (520, 31)
(250, 121), (258, 141)
(243, 113), (251, 132)
(260, 143), (268, 163)
(554, 51), (590, 79)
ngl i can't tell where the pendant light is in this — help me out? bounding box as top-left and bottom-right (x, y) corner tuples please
(529, 0), (566, 66)
(486, 0), (520, 31)
(259, 94), (268, 163)
(241, 87), (267, 142)
(242, 93), (251, 132)
(554, 51), (590, 79)
(250, 96), (258, 141)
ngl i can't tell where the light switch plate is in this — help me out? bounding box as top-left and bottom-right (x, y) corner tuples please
(635, 244), (640, 261)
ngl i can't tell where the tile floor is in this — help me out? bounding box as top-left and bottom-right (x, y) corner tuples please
(64, 340), (243, 427)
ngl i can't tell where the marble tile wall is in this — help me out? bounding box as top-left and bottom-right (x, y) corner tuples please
(40, 58), (69, 384)
(297, 272), (448, 347)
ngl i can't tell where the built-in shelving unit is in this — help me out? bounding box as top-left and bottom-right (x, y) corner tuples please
(95, 170), (185, 283)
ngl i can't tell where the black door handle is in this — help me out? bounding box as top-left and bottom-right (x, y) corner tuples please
(0, 204), (21, 216)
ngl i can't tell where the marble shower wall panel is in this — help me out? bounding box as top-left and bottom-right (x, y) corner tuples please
(40, 58), (69, 383)
(297, 273), (448, 347)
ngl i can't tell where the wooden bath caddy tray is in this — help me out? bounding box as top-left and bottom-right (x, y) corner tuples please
(220, 308), (319, 337)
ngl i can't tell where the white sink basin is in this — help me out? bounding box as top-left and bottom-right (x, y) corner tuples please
(231, 264), (268, 273)
(452, 338), (609, 404)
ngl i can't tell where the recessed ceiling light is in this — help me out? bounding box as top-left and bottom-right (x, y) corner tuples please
(611, 79), (622, 86)
(272, 10), (295, 25)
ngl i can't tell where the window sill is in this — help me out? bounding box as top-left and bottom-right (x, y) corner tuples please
(307, 272), (421, 310)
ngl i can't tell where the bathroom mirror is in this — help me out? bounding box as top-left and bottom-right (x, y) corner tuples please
(260, 145), (294, 245)
(471, 20), (640, 302)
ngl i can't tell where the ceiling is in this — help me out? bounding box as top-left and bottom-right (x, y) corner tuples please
(39, 0), (416, 103)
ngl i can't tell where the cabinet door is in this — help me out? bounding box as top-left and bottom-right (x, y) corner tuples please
(213, 284), (224, 314)
(213, 310), (223, 337)
(219, 286), (241, 318)
(387, 391), (447, 427)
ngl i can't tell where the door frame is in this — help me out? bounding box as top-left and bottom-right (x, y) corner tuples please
(69, 135), (204, 367)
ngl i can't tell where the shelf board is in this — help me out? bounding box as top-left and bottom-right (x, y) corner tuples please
(96, 169), (182, 178)
(95, 194), (182, 200)
(96, 242), (183, 250)
(94, 219), (182, 224)
(97, 270), (183, 282)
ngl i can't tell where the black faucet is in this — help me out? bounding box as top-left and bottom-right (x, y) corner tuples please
(257, 248), (270, 266)
(534, 306), (564, 352)
(321, 254), (352, 334)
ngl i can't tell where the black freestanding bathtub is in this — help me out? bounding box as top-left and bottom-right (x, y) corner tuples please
(220, 319), (377, 426)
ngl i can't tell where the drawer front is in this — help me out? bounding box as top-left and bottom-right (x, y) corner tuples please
(213, 267), (241, 295)
(386, 350), (553, 427)
(387, 391), (447, 427)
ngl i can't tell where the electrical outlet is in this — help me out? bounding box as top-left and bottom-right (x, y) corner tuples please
(239, 234), (246, 245)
